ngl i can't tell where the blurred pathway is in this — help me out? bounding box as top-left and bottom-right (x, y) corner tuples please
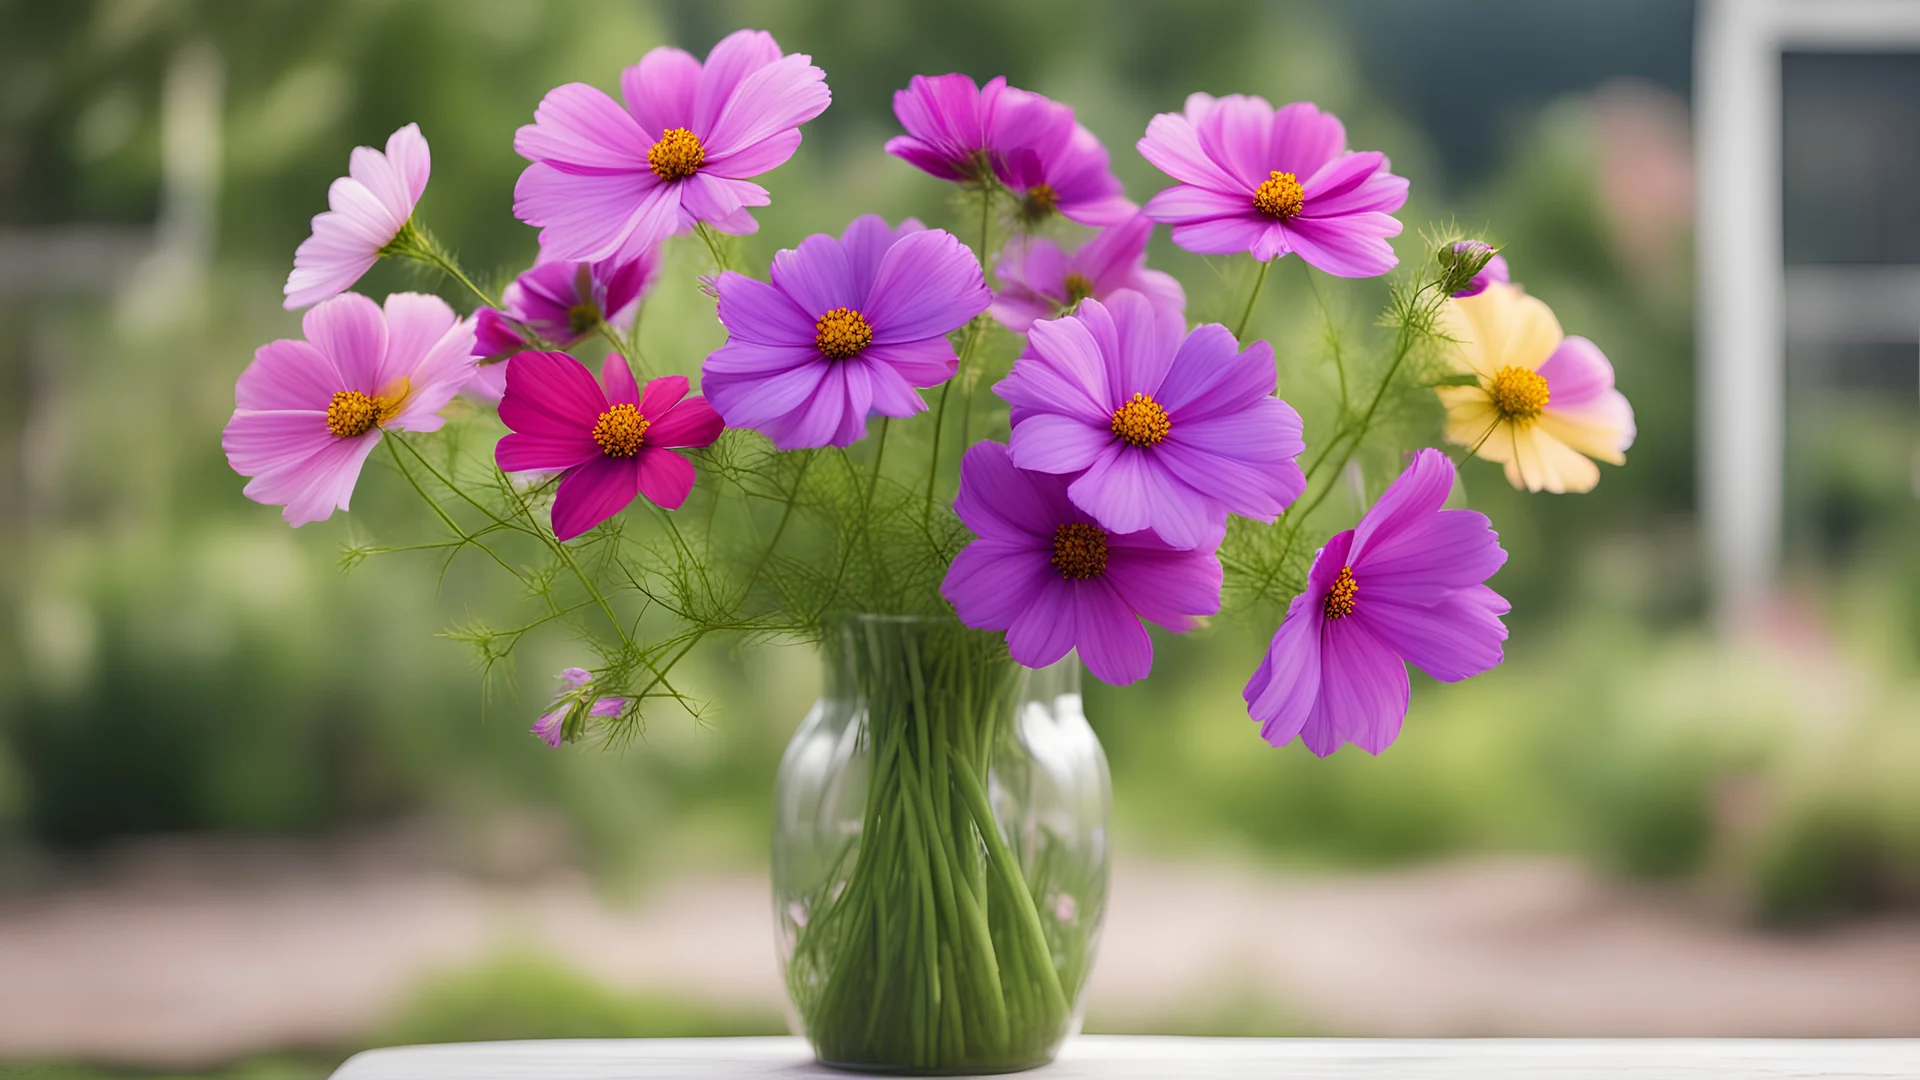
(3, 841), (1919, 1066)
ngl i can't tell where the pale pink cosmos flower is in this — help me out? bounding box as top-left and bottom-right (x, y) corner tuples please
(284, 124), (431, 310)
(513, 30), (830, 264)
(223, 292), (475, 526)
(532, 667), (626, 748)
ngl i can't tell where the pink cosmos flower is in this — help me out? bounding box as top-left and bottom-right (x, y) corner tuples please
(990, 213), (1184, 333)
(1448, 240), (1510, 298)
(941, 441), (1221, 686)
(513, 30), (830, 264)
(284, 124), (430, 310)
(999, 118), (1136, 227)
(702, 214), (991, 449)
(884, 73), (1062, 184)
(994, 291), (1305, 550)
(886, 74), (1133, 227)
(467, 248), (663, 404)
(496, 352), (724, 542)
(1138, 95), (1407, 277)
(224, 292), (475, 526)
(1243, 449), (1510, 757)
(532, 667), (626, 748)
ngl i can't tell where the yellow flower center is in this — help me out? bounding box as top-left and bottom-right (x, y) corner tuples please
(1063, 272), (1094, 305)
(1110, 392), (1171, 447)
(1488, 365), (1551, 422)
(325, 388), (402, 438)
(1323, 566), (1358, 620)
(592, 403), (650, 457)
(1021, 183), (1058, 220)
(647, 127), (704, 181)
(1051, 522), (1109, 580)
(566, 301), (602, 337)
(1253, 170), (1305, 220)
(814, 307), (874, 360)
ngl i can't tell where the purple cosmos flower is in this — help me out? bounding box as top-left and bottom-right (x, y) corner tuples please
(496, 352), (724, 541)
(284, 124), (430, 310)
(702, 214), (991, 449)
(532, 667), (626, 748)
(1138, 95), (1408, 277)
(467, 249), (663, 404)
(884, 73), (1062, 184)
(513, 30), (830, 264)
(1243, 449), (1510, 757)
(224, 292), (475, 526)
(994, 291), (1305, 550)
(991, 213), (1184, 333)
(1448, 240), (1510, 298)
(941, 441), (1221, 686)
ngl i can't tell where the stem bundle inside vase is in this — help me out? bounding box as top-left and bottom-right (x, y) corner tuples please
(784, 618), (1094, 1073)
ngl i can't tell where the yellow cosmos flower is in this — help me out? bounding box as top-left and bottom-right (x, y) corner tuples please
(1435, 282), (1635, 493)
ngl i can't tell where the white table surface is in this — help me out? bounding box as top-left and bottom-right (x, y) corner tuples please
(330, 1035), (1920, 1079)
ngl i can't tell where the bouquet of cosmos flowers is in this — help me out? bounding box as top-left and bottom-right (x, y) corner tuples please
(222, 27), (1633, 1072)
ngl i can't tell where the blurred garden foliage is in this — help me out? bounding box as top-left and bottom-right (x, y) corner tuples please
(2, 0), (1917, 928)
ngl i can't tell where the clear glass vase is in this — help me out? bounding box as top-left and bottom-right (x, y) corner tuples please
(772, 615), (1111, 1074)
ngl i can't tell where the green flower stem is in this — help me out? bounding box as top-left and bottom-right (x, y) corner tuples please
(384, 220), (500, 310)
(1233, 257), (1272, 343)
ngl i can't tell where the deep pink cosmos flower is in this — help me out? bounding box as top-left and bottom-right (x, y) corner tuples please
(1138, 95), (1408, 277)
(284, 124), (430, 310)
(1243, 449), (1510, 757)
(884, 73), (1061, 184)
(887, 74), (1133, 227)
(532, 667), (626, 748)
(1448, 240), (1510, 298)
(513, 30), (830, 263)
(496, 352), (724, 542)
(702, 214), (991, 449)
(994, 291), (1305, 550)
(942, 441), (1221, 686)
(224, 292), (475, 526)
(990, 213), (1184, 333)
(467, 249), (663, 404)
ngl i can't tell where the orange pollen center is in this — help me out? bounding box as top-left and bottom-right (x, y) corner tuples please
(1051, 522), (1109, 580)
(325, 389), (400, 438)
(648, 127), (704, 181)
(592, 403), (650, 457)
(1023, 183), (1058, 218)
(1489, 365), (1551, 421)
(814, 307), (873, 360)
(1110, 392), (1171, 447)
(1323, 566), (1359, 620)
(1063, 272), (1094, 305)
(1253, 170), (1305, 220)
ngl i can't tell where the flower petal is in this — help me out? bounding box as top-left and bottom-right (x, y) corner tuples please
(551, 456), (640, 541)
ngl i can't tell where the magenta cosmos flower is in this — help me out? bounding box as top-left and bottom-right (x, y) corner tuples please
(532, 667), (626, 748)
(884, 73), (1061, 184)
(942, 441), (1221, 686)
(1244, 449), (1510, 757)
(224, 292), (475, 526)
(1138, 95), (1407, 277)
(702, 215), (991, 449)
(467, 249), (663, 404)
(991, 213), (1184, 333)
(496, 352), (723, 541)
(514, 29), (830, 263)
(995, 291), (1305, 550)
(1448, 240), (1510, 298)
(284, 124), (429, 310)
(887, 74), (1132, 226)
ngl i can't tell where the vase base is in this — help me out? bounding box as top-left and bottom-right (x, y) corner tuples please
(814, 1052), (1058, 1076)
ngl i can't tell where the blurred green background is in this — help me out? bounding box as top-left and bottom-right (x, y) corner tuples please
(6, 0), (1920, 1074)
